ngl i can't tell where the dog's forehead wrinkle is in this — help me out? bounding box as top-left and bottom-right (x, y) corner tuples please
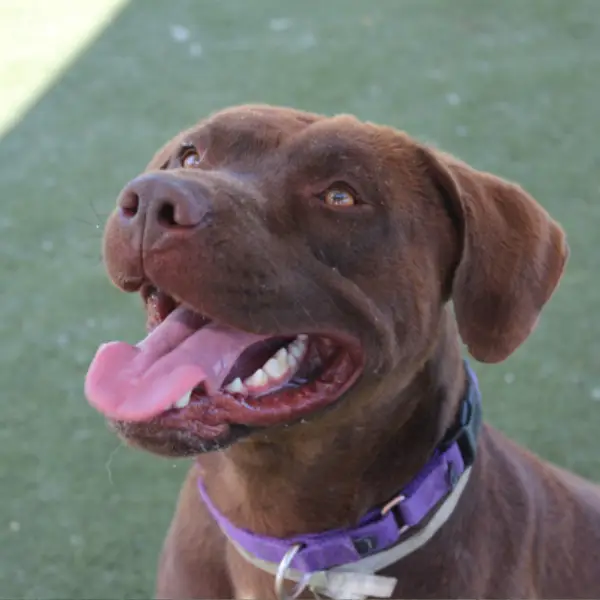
(287, 133), (375, 166)
(195, 108), (322, 165)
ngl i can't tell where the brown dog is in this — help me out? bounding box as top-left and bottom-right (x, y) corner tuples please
(85, 105), (600, 599)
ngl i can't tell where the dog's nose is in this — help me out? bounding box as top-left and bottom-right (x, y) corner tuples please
(117, 172), (208, 245)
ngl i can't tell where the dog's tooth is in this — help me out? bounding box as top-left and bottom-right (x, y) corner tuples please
(287, 353), (299, 370)
(289, 340), (306, 359)
(225, 377), (245, 394)
(288, 335), (307, 359)
(264, 356), (287, 379)
(275, 346), (289, 366)
(173, 390), (192, 409)
(245, 369), (268, 389)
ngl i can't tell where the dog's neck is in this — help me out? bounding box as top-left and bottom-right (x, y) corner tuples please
(198, 310), (466, 538)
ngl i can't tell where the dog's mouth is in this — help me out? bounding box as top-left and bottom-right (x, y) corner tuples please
(84, 287), (364, 442)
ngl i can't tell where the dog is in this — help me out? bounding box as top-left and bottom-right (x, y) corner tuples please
(85, 104), (600, 599)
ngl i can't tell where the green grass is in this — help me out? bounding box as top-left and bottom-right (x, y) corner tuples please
(1, 0), (599, 597)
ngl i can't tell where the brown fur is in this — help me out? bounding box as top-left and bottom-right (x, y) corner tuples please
(99, 105), (600, 598)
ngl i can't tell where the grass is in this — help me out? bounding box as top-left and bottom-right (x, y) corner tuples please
(1, 0), (599, 597)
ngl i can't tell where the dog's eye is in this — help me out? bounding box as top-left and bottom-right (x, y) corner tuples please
(181, 148), (201, 168)
(323, 188), (356, 207)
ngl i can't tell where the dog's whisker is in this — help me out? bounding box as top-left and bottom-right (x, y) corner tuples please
(104, 442), (124, 485)
(85, 197), (109, 227)
(71, 219), (103, 238)
(294, 299), (318, 326)
(73, 216), (102, 230)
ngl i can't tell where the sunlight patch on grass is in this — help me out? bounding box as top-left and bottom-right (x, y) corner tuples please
(0, 0), (127, 135)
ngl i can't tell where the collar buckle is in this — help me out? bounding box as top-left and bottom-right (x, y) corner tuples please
(380, 494), (409, 537)
(380, 493), (406, 516)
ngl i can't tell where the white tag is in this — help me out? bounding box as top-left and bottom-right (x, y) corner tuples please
(318, 572), (397, 600)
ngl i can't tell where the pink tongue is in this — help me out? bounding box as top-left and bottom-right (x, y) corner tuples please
(84, 307), (268, 422)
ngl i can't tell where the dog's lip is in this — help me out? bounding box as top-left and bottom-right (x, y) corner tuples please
(113, 336), (364, 447)
(112, 323), (364, 446)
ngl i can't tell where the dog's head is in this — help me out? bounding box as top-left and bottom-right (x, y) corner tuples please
(85, 105), (568, 456)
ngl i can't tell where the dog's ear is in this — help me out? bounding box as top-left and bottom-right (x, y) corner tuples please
(419, 147), (568, 363)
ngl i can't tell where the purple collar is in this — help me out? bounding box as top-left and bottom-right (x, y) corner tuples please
(198, 362), (481, 574)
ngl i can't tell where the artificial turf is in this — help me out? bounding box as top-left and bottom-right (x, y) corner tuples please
(1, 1), (599, 597)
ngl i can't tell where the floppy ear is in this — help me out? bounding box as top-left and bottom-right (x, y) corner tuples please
(420, 147), (569, 363)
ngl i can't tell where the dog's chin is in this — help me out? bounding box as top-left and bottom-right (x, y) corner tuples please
(110, 420), (255, 457)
